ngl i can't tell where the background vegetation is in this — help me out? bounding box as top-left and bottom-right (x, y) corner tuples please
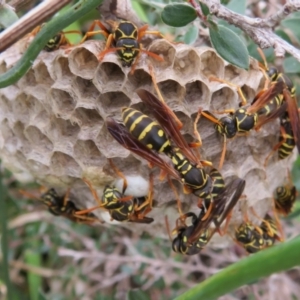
(0, 0), (300, 299)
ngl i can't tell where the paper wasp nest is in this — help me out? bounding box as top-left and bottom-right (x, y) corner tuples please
(0, 39), (295, 245)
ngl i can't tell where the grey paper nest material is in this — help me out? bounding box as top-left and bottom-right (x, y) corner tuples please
(0, 39), (295, 244)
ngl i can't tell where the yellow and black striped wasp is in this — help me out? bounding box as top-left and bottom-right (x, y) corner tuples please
(273, 171), (297, 216)
(76, 159), (154, 224)
(257, 48), (300, 162)
(20, 187), (101, 224)
(166, 177), (246, 255)
(27, 24), (82, 52)
(235, 212), (282, 254)
(263, 91), (300, 167)
(107, 88), (227, 218)
(201, 80), (286, 169)
(78, 20), (164, 73)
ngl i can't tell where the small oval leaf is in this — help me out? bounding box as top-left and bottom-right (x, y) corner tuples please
(182, 26), (199, 44)
(283, 56), (300, 74)
(209, 24), (249, 69)
(281, 18), (300, 43)
(200, 2), (210, 16)
(162, 4), (197, 27)
(226, 0), (246, 15)
(0, 4), (19, 28)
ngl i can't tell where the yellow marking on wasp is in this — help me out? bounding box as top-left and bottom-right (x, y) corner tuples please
(158, 129), (164, 137)
(138, 122), (157, 141)
(129, 114), (145, 133)
(123, 108), (137, 124)
(159, 140), (171, 153)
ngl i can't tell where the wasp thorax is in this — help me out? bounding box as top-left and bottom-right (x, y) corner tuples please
(217, 115), (237, 138)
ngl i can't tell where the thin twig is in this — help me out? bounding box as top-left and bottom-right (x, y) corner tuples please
(194, 0), (300, 61)
(58, 248), (219, 274)
(0, 0), (72, 53)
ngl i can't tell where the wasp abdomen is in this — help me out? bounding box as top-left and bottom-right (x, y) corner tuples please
(122, 107), (172, 153)
(278, 113), (295, 159)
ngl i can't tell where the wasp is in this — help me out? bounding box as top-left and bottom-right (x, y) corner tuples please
(20, 187), (100, 224)
(166, 177), (246, 255)
(235, 212), (281, 254)
(27, 24), (82, 52)
(257, 48), (300, 160)
(76, 160), (154, 223)
(273, 171), (297, 216)
(168, 210), (210, 255)
(78, 20), (164, 72)
(201, 80), (286, 168)
(108, 88), (225, 212)
(257, 48), (296, 97)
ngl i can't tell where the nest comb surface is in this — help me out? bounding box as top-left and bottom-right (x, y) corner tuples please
(0, 38), (296, 245)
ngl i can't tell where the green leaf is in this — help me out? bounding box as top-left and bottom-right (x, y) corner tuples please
(175, 236), (300, 300)
(0, 4), (19, 28)
(181, 26), (199, 44)
(161, 4), (197, 27)
(292, 156), (300, 192)
(281, 18), (300, 43)
(275, 29), (292, 44)
(283, 57), (300, 74)
(0, 169), (13, 300)
(127, 290), (151, 300)
(226, 0), (246, 15)
(209, 24), (249, 69)
(0, 0), (104, 88)
(25, 249), (42, 300)
(200, 2), (210, 17)
(132, 1), (149, 23)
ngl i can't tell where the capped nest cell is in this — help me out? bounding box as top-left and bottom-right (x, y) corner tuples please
(0, 37), (296, 247)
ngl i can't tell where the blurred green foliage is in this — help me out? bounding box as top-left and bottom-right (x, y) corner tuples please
(1, 0), (300, 299)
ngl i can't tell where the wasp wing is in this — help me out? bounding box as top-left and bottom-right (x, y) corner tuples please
(187, 177), (245, 245)
(283, 89), (300, 154)
(136, 89), (200, 165)
(247, 81), (284, 114)
(106, 117), (182, 182)
(254, 101), (287, 130)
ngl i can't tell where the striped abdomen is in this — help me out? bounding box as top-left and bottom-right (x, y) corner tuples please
(278, 113), (295, 159)
(257, 95), (283, 116)
(122, 107), (172, 154)
(275, 185), (296, 215)
(208, 168), (225, 199)
(170, 150), (211, 198)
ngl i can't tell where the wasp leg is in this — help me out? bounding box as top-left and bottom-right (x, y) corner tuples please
(73, 213), (102, 224)
(62, 188), (71, 207)
(209, 76), (248, 106)
(82, 178), (102, 207)
(133, 173), (154, 221)
(59, 30), (83, 48)
(79, 20), (110, 44)
(148, 64), (183, 131)
(200, 201), (214, 221)
(138, 24), (164, 40)
(211, 108), (235, 114)
(167, 176), (184, 217)
(264, 126), (287, 168)
(165, 215), (174, 244)
(108, 159), (128, 194)
(129, 44), (164, 74)
(193, 109), (203, 148)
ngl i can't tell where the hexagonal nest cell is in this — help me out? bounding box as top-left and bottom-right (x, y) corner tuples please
(0, 38), (296, 247)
